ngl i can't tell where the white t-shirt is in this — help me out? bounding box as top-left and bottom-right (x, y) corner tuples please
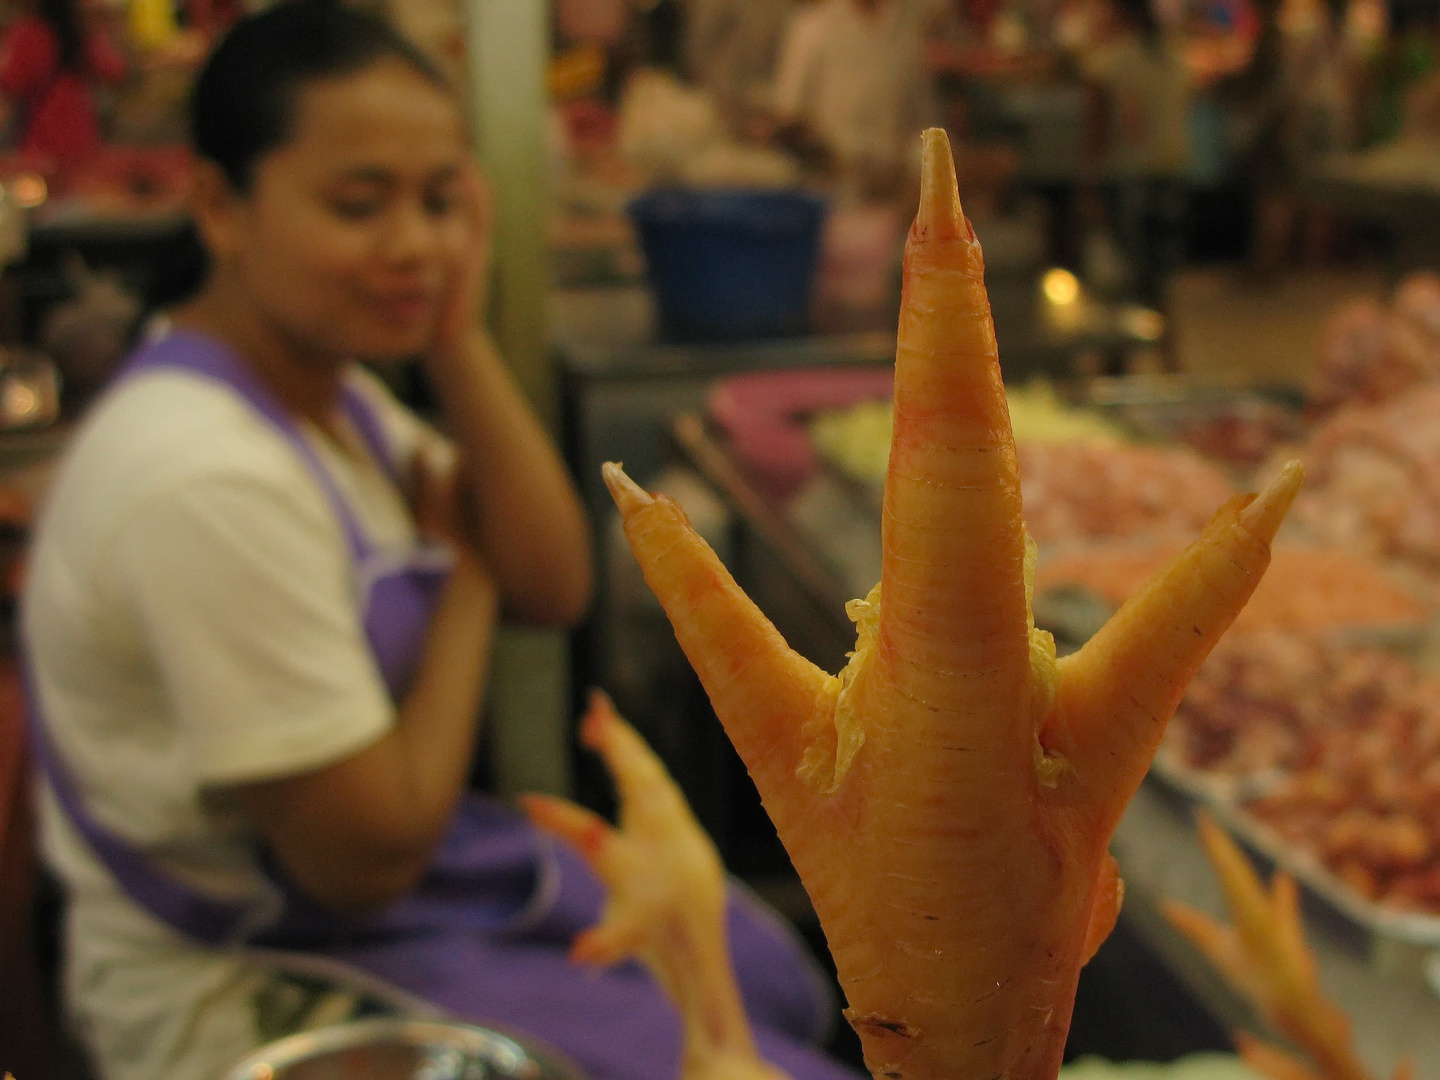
(23, 357), (434, 1080)
(772, 0), (940, 180)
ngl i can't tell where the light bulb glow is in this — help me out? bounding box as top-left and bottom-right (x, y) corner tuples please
(12, 174), (46, 209)
(1042, 268), (1080, 306)
(3, 381), (39, 420)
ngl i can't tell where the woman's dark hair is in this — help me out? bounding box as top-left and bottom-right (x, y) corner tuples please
(37, 0), (85, 72)
(148, 0), (451, 308)
(191, 0), (448, 192)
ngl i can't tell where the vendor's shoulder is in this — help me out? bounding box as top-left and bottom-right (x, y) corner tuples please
(60, 368), (311, 501)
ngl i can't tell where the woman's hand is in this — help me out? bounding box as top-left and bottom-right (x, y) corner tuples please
(405, 436), (469, 552)
(402, 156), (592, 628)
(430, 163), (494, 366)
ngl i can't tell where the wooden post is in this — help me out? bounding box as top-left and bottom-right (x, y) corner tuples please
(463, 0), (555, 425)
(460, 0), (573, 799)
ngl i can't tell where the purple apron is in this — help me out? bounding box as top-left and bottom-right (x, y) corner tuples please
(26, 329), (858, 1080)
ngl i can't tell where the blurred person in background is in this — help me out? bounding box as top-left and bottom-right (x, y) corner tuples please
(684, 0), (794, 134)
(1216, 0), (1354, 274)
(1369, 0), (1436, 143)
(1375, 0), (1440, 143)
(0, 0), (126, 178)
(1340, 0), (1387, 131)
(1276, 0), (1355, 254)
(768, 0), (941, 200)
(1078, 0), (1190, 308)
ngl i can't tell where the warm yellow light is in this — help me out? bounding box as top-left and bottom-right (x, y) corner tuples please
(1042, 267), (1080, 306)
(12, 174), (46, 209)
(3, 381), (39, 421)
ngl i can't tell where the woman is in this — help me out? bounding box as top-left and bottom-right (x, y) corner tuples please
(0, 0), (126, 174)
(21, 5), (850, 1079)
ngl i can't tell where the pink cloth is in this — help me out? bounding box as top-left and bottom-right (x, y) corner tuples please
(707, 368), (895, 498)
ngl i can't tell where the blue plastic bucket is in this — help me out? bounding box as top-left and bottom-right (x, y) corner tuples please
(629, 188), (827, 341)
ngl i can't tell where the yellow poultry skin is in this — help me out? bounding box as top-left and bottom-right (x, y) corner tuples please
(603, 128), (1302, 1080)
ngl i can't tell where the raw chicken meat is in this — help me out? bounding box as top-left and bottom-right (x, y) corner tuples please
(1285, 385), (1440, 569)
(1017, 441), (1237, 546)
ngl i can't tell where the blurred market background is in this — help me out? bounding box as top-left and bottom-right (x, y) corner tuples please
(7, 0), (1440, 1076)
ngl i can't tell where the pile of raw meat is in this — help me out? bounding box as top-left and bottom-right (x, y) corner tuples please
(1306, 273), (1440, 414)
(1037, 545), (1426, 636)
(1034, 270), (1440, 915)
(1163, 630), (1440, 911)
(1285, 272), (1440, 571)
(1016, 441), (1235, 546)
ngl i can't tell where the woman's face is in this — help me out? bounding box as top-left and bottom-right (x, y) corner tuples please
(225, 60), (471, 364)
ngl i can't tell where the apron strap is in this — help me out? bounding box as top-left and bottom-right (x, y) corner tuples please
(123, 330), (378, 561)
(338, 380), (403, 490)
(21, 662), (272, 946)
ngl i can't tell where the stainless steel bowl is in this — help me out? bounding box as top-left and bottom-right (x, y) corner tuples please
(218, 1018), (587, 1080)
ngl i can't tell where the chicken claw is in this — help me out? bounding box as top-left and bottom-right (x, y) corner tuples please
(1165, 814), (1411, 1080)
(522, 691), (789, 1080)
(606, 128), (1299, 1080)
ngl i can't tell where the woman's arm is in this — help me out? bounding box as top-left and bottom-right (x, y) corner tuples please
(119, 469), (500, 915)
(234, 169), (587, 913)
(422, 327), (592, 627)
(422, 168), (592, 628)
(232, 550), (499, 912)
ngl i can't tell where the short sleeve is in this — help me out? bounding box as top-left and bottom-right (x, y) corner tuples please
(113, 470), (395, 787)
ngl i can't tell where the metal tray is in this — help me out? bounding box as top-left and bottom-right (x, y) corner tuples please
(1147, 743), (1440, 951)
(219, 1019), (586, 1080)
(1055, 569), (1440, 948)
(1211, 801), (1440, 948)
(1146, 623), (1440, 951)
(1148, 747), (1287, 806)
